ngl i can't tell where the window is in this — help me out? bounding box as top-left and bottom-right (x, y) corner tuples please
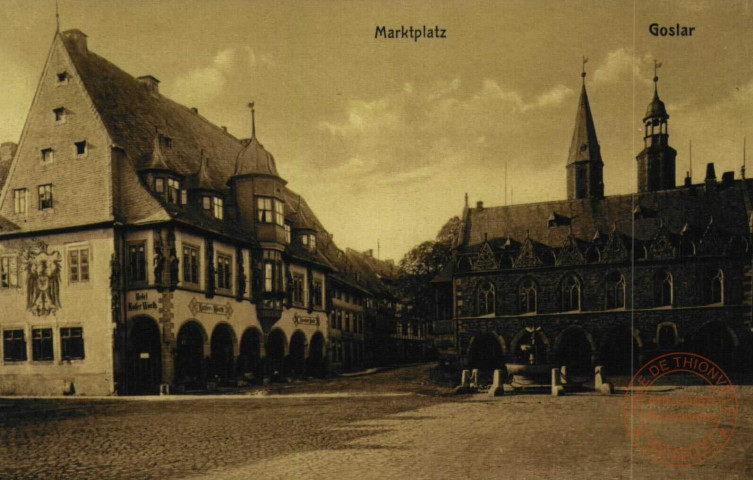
(302, 234), (317, 252)
(3, 330), (26, 361)
(275, 199), (285, 226)
(707, 269), (724, 305)
(345, 312), (350, 331)
(68, 246), (90, 283)
(41, 148), (54, 164)
(264, 262), (273, 292)
(285, 224), (292, 244)
(182, 245), (200, 285)
(606, 272), (626, 309)
(257, 197), (274, 223)
(155, 177), (165, 194)
(32, 328), (53, 361)
(166, 178), (180, 204)
(312, 279), (323, 308)
(292, 273), (304, 305)
(38, 184), (53, 210)
(518, 278), (537, 313)
(75, 141), (87, 156)
(53, 107), (66, 123)
(561, 275), (581, 311)
(1, 256), (18, 289)
(57, 72), (69, 84)
(213, 197), (223, 220)
(13, 188), (27, 214)
(60, 327), (84, 360)
(477, 282), (495, 315)
(127, 242), (146, 284)
(216, 254), (232, 290)
(655, 270), (673, 307)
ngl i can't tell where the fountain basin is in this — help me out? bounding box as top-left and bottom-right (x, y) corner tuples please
(505, 363), (556, 389)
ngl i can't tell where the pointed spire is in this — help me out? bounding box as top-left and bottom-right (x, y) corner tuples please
(193, 149), (216, 191)
(567, 76), (602, 167)
(141, 131), (171, 171)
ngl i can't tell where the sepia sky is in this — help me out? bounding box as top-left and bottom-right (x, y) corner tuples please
(1, 0), (753, 260)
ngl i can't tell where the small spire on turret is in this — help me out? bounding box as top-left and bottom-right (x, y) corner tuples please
(581, 56), (588, 84)
(248, 101), (256, 138)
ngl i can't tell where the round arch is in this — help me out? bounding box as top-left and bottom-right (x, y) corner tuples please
(289, 330), (308, 378)
(553, 326), (594, 376)
(599, 327), (641, 375)
(266, 328), (288, 379)
(466, 332), (507, 371)
(210, 323), (237, 383)
(689, 321), (739, 371)
(126, 315), (162, 395)
(238, 327), (263, 382)
(176, 320), (207, 386)
(307, 331), (326, 378)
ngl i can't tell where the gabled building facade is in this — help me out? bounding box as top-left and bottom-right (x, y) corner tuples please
(0, 30), (398, 395)
(436, 73), (753, 377)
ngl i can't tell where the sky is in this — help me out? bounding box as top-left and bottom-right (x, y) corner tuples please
(0, 0), (752, 261)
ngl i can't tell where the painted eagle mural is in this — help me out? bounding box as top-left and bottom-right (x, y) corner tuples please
(23, 244), (62, 316)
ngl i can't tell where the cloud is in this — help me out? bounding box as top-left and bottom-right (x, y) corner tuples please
(593, 48), (653, 86)
(168, 46), (271, 105)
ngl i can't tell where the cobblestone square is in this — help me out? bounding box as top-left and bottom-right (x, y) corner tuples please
(1, 366), (751, 479)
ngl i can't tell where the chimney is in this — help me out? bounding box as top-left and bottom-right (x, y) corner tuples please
(191, 107), (199, 115)
(137, 75), (160, 96)
(0, 142), (18, 162)
(722, 171), (735, 187)
(705, 163), (717, 192)
(221, 126), (228, 132)
(476, 201), (484, 210)
(364, 249), (373, 257)
(684, 171), (692, 187)
(62, 29), (88, 55)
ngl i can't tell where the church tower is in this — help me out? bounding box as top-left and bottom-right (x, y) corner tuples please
(636, 67), (677, 192)
(566, 66), (604, 200)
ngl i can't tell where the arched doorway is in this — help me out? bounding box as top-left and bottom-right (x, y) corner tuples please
(600, 328), (640, 375)
(210, 323), (236, 383)
(176, 321), (206, 387)
(126, 316), (162, 395)
(266, 329), (287, 380)
(307, 332), (326, 378)
(467, 333), (505, 371)
(239, 328), (263, 382)
(289, 331), (308, 378)
(511, 328), (549, 364)
(555, 327), (593, 376)
(690, 322), (736, 371)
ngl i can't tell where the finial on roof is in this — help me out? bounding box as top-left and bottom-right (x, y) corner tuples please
(55, 0), (60, 32)
(581, 56), (588, 83)
(743, 137), (747, 179)
(653, 60), (662, 92)
(248, 101), (256, 138)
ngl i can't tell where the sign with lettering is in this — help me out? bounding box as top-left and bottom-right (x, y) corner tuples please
(293, 313), (320, 327)
(189, 297), (233, 319)
(127, 292), (159, 313)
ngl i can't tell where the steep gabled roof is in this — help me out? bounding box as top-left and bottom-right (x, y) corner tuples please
(567, 84), (602, 166)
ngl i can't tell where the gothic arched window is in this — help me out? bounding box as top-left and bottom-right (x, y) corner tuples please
(561, 275), (581, 312)
(655, 270), (673, 307)
(477, 282), (496, 316)
(605, 272), (626, 310)
(706, 269), (724, 305)
(518, 278), (537, 314)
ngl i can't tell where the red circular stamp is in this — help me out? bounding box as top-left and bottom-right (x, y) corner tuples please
(622, 352), (738, 467)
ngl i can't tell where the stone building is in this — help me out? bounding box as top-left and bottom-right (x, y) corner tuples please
(435, 73), (753, 376)
(0, 29), (399, 395)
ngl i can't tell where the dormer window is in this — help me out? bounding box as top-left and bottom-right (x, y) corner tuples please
(57, 72), (69, 84)
(53, 107), (66, 123)
(203, 195), (223, 220)
(302, 234), (317, 252)
(75, 140), (87, 157)
(162, 136), (173, 149)
(153, 177), (181, 204)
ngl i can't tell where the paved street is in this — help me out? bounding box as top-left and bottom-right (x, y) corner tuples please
(1, 366), (751, 479)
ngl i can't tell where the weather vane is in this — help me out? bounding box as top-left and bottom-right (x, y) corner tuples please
(654, 59), (663, 83)
(582, 56), (588, 81)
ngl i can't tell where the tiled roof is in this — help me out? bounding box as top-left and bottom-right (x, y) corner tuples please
(460, 181), (753, 250)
